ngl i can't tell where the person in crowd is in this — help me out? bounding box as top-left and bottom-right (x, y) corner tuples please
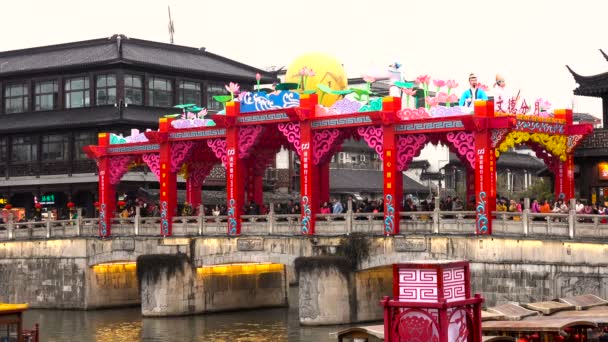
(496, 199), (508, 212)
(320, 201), (331, 215)
(452, 197), (464, 211)
(459, 73), (488, 107)
(509, 199), (522, 221)
(212, 205), (221, 217)
(332, 197), (344, 214)
(575, 200), (584, 214)
(540, 200), (551, 214)
(531, 199), (540, 213)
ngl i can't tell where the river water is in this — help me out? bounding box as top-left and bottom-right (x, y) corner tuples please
(22, 287), (368, 342)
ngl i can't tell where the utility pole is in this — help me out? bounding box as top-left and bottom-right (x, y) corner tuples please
(168, 6), (175, 44)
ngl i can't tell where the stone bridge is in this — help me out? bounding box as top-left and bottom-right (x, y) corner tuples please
(1, 205), (608, 323)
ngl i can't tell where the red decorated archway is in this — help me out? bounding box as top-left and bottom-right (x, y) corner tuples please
(84, 93), (592, 237)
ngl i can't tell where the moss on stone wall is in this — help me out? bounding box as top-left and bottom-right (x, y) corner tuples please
(295, 256), (353, 278)
(136, 253), (188, 287)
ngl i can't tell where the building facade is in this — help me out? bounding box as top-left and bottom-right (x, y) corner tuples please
(0, 34), (276, 218)
(568, 50), (608, 204)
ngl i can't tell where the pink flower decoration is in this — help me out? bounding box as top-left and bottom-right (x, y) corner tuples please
(363, 75), (376, 83)
(198, 108), (208, 118)
(446, 80), (459, 89)
(433, 80), (446, 88)
(299, 67), (309, 76)
(397, 108), (431, 120)
(446, 94), (458, 103)
(225, 82), (240, 94)
(436, 92), (448, 102)
(415, 75), (431, 85)
(306, 68), (316, 77)
(477, 83), (489, 91)
(255, 73), (261, 81)
(426, 96), (440, 107)
(403, 88), (417, 96)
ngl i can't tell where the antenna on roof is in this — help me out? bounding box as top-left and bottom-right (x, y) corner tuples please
(168, 6), (175, 44)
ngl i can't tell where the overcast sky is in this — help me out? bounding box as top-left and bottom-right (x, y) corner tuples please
(1, 0), (605, 118)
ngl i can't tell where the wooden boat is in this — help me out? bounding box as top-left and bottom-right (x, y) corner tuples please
(0, 304), (39, 342)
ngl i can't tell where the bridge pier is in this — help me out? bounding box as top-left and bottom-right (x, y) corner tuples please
(139, 254), (288, 317)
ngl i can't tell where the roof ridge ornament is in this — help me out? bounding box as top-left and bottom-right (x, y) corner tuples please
(600, 49), (608, 62)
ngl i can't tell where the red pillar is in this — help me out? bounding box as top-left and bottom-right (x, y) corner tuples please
(299, 94), (318, 235)
(159, 118), (176, 236)
(319, 162), (330, 204)
(226, 101), (244, 235)
(97, 133), (115, 237)
(382, 97), (402, 235)
(186, 176), (202, 211)
(474, 100), (497, 235)
(554, 109), (575, 201)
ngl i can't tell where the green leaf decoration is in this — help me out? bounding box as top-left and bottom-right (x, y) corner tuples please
(163, 114), (181, 118)
(213, 95), (233, 103)
(109, 134), (127, 145)
(393, 81), (415, 89)
(275, 83), (299, 91)
(303, 90), (317, 94)
(350, 88), (372, 96)
(174, 104), (196, 109)
(188, 106), (204, 113)
(317, 84), (353, 95)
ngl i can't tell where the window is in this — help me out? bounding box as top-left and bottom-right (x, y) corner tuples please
(65, 77), (90, 108)
(11, 136), (38, 163)
(178, 81), (201, 105)
(0, 137), (6, 164)
(34, 80), (58, 111)
(42, 134), (69, 161)
(124, 74), (143, 105)
(95, 74), (116, 105)
(74, 132), (96, 160)
(148, 77), (173, 107)
(4, 83), (29, 113)
(206, 84), (225, 111)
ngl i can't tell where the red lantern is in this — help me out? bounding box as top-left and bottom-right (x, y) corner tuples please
(117, 200), (126, 208)
(35, 203), (42, 209)
(4, 204), (12, 210)
(67, 202), (75, 209)
(94, 201), (100, 208)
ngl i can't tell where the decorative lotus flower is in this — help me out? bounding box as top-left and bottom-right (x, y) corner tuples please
(426, 96), (440, 107)
(225, 82), (240, 99)
(446, 80), (459, 89)
(433, 79), (446, 88)
(436, 92), (448, 103)
(477, 83), (489, 91)
(403, 88), (417, 108)
(363, 75), (376, 84)
(197, 108), (208, 119)
(255, 73), (261, 92)
(415, 75), (431, 85)
(446, 94), (459, 104)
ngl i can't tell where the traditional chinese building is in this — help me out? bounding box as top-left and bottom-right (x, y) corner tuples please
(568, 50), (608, 204)
(0, 34), (276, 217)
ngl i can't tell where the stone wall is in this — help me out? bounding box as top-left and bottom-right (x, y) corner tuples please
(140, 258), (288, 317)
(298, 262), (352, 325)
(355, 266), (392, 322)
(86, 263), (140, 309)
(0, 239), (88, 308)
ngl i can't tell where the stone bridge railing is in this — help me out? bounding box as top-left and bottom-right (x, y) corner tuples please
(1, 203), (608, 241)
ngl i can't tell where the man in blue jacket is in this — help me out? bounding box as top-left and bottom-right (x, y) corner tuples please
(459, 73), (488, 108)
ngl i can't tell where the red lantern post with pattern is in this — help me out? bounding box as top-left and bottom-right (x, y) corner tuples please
(381, 260), (483, 342)
(299, 94), (318, 235)
(382, 97), (402, 235)
(473, 100), (497, 235)
(97, 133), (115, 237)
(159, 117), (177, 236)
(225, 101), (244, 235)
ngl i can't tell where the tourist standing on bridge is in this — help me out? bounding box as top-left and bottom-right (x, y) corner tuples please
(459, 73), (488, 108)
(332, 197), (343, 214)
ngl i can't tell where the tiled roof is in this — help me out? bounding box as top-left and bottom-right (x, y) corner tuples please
(445, 152), (544, 170)
(330, 168), (429, 194)
(566, 57), (608, 98)
(0, 35), (276, 82)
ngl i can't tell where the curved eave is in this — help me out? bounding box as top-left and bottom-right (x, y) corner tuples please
(567, 65), (608, 97)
